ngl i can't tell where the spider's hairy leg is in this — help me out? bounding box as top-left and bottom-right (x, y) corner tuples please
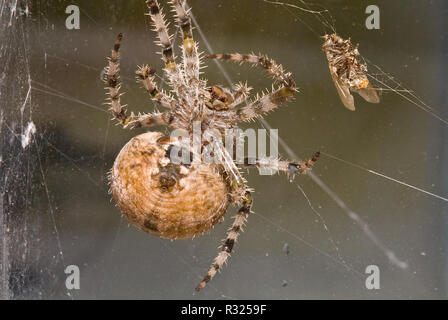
(104, 33), (131, 126)
(286, 151), (320, 181)
(207, 53), (296, 122)
(104, 34), (173, 130)
(227, 82), (252, 109)
(238, 152), (321, 182)
(125, 111), (175, 130)
(136, 65), (177, 109)
(207, 53), (296, 90)
(145, 0), (183, 88)
(231, 86), (296, 122)
(196, 191), (253, 292)
(171, 0), (200, 86)
(170, 0), (193, 40)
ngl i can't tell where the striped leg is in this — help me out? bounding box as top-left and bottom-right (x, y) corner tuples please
(232, 87), (295, 122)
(171, 0), (200, 87)
(227, 82), (252, 109)
(124, 111), (174, 130)
(207, 53), (296, 122)
(196, 191), (253, 292)
(145, 0), (183, 90)
(136, 65), (177, 109)
(104, 34), (173, 130)
(104, 33), (134, 126)
(207, 53), (296, 91)
(238, 152), (320, 182)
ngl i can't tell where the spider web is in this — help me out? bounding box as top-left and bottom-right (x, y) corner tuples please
(0, 0), (67, 299)
(0, 0), (447, 299)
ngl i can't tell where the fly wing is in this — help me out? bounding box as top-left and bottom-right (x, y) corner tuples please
(330, 70), (356, 111)
(355, 83), (380, 103)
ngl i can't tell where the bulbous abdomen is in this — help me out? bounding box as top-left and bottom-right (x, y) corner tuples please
(110, 132), (230, 239)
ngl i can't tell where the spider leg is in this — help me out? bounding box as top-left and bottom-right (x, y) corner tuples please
(146, 0), (184, 90)
(104, 33), (131, 126)
(230, 87), (295, 122)
(196, 191), (253, 292)
(124, 111), (175, 130)
(207, 53), (296, 122)
(227, 82), (252, 109)
(104, 34), (174, 129)
(238, 152), (320, 182)
(207, 53), (296, 91)
(136, 65), (177, 109)
(171, 0), (200, 89)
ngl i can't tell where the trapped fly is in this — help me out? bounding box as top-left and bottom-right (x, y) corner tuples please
(322, 33), (380, 111)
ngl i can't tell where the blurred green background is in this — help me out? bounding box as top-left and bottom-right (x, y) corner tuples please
(0, 0), (447, 299)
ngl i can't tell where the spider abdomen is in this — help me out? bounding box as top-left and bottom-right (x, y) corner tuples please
(110, 132), (230, 239)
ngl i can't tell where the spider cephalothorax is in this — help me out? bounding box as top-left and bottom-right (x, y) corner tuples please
(105, 0), (319, 291)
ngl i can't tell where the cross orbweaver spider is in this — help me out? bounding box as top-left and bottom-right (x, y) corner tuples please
(105, 0), (319, 291)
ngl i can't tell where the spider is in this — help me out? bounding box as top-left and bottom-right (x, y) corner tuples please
(322, 33), (380, 111)
(104, 0), (319, 292)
